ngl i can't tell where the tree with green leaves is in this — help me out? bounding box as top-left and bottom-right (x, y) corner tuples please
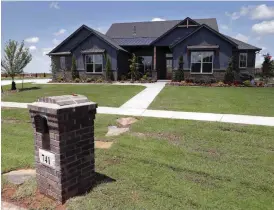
(128, 53), (140, 81)
(105, 55), (112, 81)
(71, 56), (79, 80)
(174, 55), (184, 82)
(262, 53), (274, 82)
(224, 56), (235, 83)
(1, 40), (32, 90)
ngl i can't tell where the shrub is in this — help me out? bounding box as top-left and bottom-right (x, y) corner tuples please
(96, 76), (104, 83)
(57, 75), (63, 83)
(210, 78), (217, 84)
(71, 56), (79, 80)
(105, 55), (113, 81)
(173, 55), (184, 82)
(43, 72), (46, 77)
(243, 80), (251, 87)
(224, 56), (235, 83)
(35, 73), (38, 78)
(120, 74), (127, 81)
(86, 77), (95, 83)
(142, 74), (148, 80)
(74, 78), (80, 83)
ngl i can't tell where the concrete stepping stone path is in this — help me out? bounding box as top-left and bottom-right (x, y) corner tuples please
(3, 169), (36, 185)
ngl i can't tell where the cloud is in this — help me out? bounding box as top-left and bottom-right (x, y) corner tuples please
(54, 29), (66, 36)
(252, 20), (274, 34)
(49, 2), (60, 9)
(23, 50), (51, 73)
(220, 24), (229, 30)
(225, 12), (240, 20)
(28, 46), (37, 51)
(52, 38), (60, 45)
(151, 17), (166, 21)
(226, 4), (274, 21)
(255, 36), (261, 41)
(25, 37), (39, 43)
(234, 33), (249, 43)
(42, 47), (54, 56)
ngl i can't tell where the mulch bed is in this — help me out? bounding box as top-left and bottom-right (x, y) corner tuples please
(2, 185), (66, 210)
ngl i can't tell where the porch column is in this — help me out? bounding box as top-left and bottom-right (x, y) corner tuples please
(153, 46), (156, 70)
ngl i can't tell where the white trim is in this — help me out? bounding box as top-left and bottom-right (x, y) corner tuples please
(239, 53), (247, 69)
(85, 54), (103, 73)
(190, 51), (214, 74)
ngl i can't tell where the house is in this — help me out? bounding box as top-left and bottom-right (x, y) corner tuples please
(48, 17), (261, 81)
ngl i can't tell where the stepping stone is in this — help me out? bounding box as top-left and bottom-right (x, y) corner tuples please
(1, 201), (27, 210)
(3, 169), (36, 185)
(95, 141), (113, 149)
(116, 117), (138, 127)
(106, 126), (129, 136)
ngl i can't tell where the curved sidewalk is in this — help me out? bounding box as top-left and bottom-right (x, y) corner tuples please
(2, 102), (274, 127)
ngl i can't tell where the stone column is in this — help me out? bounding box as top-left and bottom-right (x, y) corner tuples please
(28, 95), (97, 204)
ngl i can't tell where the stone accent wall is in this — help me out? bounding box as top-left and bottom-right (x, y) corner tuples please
(28, 95), (97, 204)
(172, 70), (225, 82)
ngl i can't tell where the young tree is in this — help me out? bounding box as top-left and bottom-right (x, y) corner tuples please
(174, 55), (184, 82)
(50, 59), (58, 81)
(71, 56), (79, 80)
(128, 53), (139, 81)
(262, 53), (274, 82)
(1, 40), (32, 90)
(224, 56), (235, 83)
(105, 55), (112, 81)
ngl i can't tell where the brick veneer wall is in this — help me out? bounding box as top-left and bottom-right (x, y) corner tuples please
(28, 95), (97, 204)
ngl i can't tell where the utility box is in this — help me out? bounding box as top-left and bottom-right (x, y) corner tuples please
(28, 95), (97, 203)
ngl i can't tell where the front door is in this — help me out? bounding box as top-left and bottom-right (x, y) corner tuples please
(166, 53), (173, 80)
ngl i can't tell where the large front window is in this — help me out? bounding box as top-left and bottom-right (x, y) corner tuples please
(239, 53), (247, 68)
(85, 54), (103, 73)
(191, 51), (213, 74)
(136, 56), (153, 74)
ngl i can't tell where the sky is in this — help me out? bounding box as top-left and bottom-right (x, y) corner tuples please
(2, 1), (274, 73)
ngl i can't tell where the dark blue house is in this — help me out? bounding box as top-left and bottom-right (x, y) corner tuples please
(48, 17), (261, 81)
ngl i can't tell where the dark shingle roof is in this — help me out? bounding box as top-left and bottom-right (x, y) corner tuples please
(106, 18), (218, 38)
(112, 37), (157, 46)
(224, 35), (261, 50)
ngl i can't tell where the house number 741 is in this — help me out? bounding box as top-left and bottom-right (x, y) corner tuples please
(41, 154), (50, 165)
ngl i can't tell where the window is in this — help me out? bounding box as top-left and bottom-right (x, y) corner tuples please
(60, 57), (66, 69)
(85, 54), (103, 73)
(239, 53), (247, 68)
(166, 53), (173, 58)
(136, 56), (153, 73)
(191, 51), (213, 74)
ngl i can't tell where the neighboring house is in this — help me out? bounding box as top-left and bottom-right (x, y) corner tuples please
(48, 17), (261, 81)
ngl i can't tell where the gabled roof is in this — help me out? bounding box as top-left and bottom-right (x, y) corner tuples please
(150, 17), (201, 45)
(112, 37), (157, 46)
(224, 35), (261, 51)
(81, 48), (105, 54)
(170, 24), (238, 48)
(48, 25), (127, 55)
(106, 18), (218, 38)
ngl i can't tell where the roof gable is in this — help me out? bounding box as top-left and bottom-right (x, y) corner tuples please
(151, 17), (200, 45)
(106, 18), (219, 39)
(170, 24), (238, 48)
(49, 25), (127, 55)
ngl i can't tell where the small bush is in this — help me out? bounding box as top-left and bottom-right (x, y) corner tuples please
(120, 74), (127, 81)
(96, 76), (104, 83)
(86, 77), (95, 83)
(210, 78), (217, 84)
(74, 78), (80, 83)
(57, 75), (63, 82)
(243, 80), (251, 87)
(142, 74), (148, 80)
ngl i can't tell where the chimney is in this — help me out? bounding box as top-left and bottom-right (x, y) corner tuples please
(133, 25), (136, 36)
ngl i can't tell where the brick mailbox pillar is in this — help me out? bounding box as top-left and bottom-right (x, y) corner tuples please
(28, 95), (97, 203)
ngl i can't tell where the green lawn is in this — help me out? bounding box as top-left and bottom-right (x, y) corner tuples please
(150, 86), (274, 116)
(2, 108), (274, 209)
(2, 83), (145, 107)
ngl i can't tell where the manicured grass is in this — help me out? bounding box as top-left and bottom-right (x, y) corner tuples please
(150, 86), (274, 116)
(2, 83), (145, 107)
(2, 108), (274, 209)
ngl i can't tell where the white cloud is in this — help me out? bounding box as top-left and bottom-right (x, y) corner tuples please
(151, 17), (166, 21)
(52, 38), (60, 45)
(54, 29), (66, 36)
(25, 37), (39, 43)
(252, 20), (274, 34)
(49, 2), (60, 9)
(28, 46), (37, 51)
(220, 24), (229, 30)
(255, 36), (261, 41)
(42, 47), (54, 56)
(227, 4), (274, 21)
(234, 33), (249, 43)
(24, 51), (51, 73)
(225, 12), (240, 20)
(255, 53), (265, 67)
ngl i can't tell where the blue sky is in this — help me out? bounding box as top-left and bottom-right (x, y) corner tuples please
(2, 1), (274, 73)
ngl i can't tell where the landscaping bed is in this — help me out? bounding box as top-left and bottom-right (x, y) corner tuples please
(1, 83), (145, 107)
(2, 108), (274, 209)
(149, 86), (274, 116)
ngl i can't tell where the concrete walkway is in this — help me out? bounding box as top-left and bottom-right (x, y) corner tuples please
(2, 102), (274, 126)
(120, 82), (166, 109)
(1, 79), (51, 86)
